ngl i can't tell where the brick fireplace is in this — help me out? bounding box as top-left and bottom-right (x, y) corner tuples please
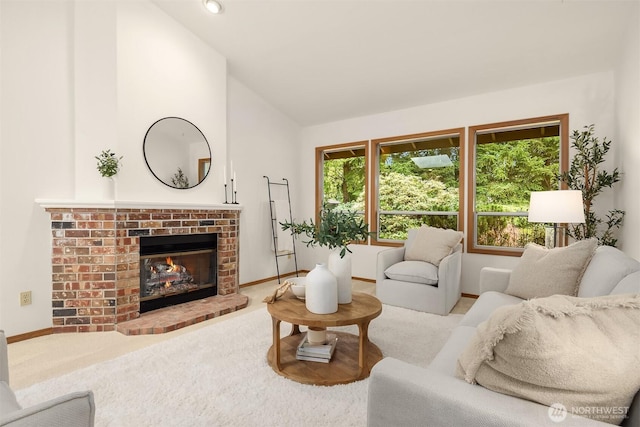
(42, 203), (242, 333)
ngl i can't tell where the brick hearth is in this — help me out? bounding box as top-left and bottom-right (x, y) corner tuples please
(43, 205), (242, 333)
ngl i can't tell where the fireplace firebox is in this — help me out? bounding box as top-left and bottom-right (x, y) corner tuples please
(139, 233), (217, 313)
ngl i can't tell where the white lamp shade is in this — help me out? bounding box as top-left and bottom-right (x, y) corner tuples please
(528, 190), (585, 224)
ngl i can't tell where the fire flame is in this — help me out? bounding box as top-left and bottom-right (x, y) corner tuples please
(166, 257), (178, 272)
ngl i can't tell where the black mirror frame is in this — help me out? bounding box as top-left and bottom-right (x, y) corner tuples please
(143, 117), (212, 190)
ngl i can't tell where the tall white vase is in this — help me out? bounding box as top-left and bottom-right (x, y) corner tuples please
(305, 263), (338, 314)
(328, 249), (352, 304)
(101, 177), (115, 200)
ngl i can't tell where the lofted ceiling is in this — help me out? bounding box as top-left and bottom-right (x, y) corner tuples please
(152, 0), (637, 126)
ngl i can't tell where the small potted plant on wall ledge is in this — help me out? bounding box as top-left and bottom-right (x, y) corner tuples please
(95, 149), (123, 178)
(558, 124), (624, 247)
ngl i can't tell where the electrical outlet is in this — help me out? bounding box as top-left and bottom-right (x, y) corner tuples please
(20, 291), (32, 306)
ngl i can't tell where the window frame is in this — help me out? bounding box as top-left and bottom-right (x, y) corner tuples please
(466, 114), (569, 256)
(371, 128), (465, 246)
(315, 140), (370, 234)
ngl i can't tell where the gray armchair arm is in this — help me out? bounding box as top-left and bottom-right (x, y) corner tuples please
(0, 330), (95, 427)
(1, 391), (95, 427)
(0, 331), (8, 384)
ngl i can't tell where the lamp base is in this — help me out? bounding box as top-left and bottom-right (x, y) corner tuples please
(544, 226), (555, 249)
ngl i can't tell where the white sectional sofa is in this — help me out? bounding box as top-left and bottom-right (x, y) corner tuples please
(367, 245), (640, 427)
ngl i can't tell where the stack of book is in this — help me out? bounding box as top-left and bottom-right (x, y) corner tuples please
(295, 332), (338, 363)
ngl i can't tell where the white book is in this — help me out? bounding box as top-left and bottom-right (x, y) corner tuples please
(296, 333), (338, 357)
(295, 353), (331, 363)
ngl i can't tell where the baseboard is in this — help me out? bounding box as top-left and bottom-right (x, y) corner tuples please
(7, 327), (53, 344)
(461, 292), (479, 299)
(240, 271), (306, 288)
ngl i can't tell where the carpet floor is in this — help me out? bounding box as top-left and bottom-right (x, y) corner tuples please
(15, 305), (462, 427)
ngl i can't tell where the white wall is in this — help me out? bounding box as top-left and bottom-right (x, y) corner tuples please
(300, 72), (620, 294)
(615, 3), (640, 259)
(227, 77), (301, 284)
(0, 0), (228, 337)
(1, 1), (76, 336)
(116, 1), (227, 203)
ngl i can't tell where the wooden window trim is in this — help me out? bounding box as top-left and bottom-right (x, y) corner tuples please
(315, 140), (370, 239)
(371, 128), (465, 246)
(466, 114), (569, 256)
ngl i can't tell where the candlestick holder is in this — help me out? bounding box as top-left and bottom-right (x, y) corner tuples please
(223, 183), (229, 204)
(229, 179), (238, 204)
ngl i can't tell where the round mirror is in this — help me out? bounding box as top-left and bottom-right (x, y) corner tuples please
(143, 117), (211, 189)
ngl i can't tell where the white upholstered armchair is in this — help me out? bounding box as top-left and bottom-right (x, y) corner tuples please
(0, 330), (95, 427)
(376, 227), (463, 315)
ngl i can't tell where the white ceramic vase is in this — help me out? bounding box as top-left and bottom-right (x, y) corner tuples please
(328, 249), (352, 304)
(305, 263), (338, 314)
(101, 177), (116, 200)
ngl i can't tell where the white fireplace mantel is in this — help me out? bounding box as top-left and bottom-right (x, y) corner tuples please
(35, 199), (243, 210)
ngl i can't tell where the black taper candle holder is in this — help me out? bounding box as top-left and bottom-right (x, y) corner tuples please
(224, 183), (229, 204)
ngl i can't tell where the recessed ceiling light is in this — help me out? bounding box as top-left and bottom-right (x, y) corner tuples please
(203, 0), (223, 14)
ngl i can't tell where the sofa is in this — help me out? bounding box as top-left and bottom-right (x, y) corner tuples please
(0, 330), (95, 427)
(367, 244), (640, 426)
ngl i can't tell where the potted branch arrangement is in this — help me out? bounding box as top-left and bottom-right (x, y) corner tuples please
(558, 124), (624, 247)
(281, 202), (373, 306)
(95, 149), (123, 178)
(95, 149), (123, 199)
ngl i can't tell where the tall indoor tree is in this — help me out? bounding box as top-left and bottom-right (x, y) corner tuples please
(558, 124), (624, 247)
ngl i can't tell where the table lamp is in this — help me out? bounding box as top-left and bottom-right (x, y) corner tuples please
(528, 190), (585, 248)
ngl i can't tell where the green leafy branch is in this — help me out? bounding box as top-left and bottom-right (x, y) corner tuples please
(280, 202), (373, 258)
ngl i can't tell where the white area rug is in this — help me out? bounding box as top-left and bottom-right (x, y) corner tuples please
(16, 305), (461, 427)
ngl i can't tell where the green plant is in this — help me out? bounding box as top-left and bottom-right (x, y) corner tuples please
(171, 167), (190, 188)
(95, 149), (123, 178)
(281, 202), (373, 258)
(558, 124), (624, 247)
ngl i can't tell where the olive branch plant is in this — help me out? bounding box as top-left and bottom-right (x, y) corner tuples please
(558, 124), (624, 247)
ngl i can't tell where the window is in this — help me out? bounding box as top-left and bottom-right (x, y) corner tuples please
(315, 141), (368, 225)
(467, 114), (569, 255)
(373, 129), (464, 243)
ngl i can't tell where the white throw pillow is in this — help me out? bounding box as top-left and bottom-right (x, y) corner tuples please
(505, 238), (597, 299)
(456, 293), (640, 425)
(578, 245), (640, 297)
(404, 226), (463, 267)
(610, 270), (640, 295)
(384, 261), (438, 285)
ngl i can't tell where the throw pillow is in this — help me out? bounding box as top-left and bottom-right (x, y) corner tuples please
(505, 238), (597, 299)
(404, 226), (463, 267)
(578, 245), (640, 297)
(384, 261), (439, 285)
(456, 294), (640, 425)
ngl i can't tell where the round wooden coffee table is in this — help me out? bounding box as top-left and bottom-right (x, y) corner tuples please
(266, 291), (383, 386)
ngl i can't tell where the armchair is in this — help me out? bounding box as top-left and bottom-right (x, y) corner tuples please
(376, 228), (462, 315)
(0, 330), (95, 427)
